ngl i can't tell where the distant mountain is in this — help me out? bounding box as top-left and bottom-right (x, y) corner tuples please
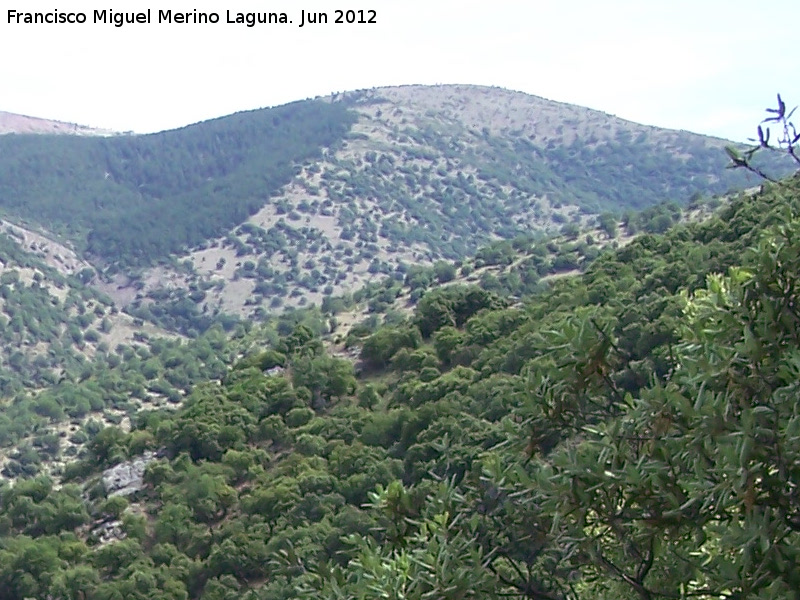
(0, 110), (115, 136)
(0, 85), (792, 324)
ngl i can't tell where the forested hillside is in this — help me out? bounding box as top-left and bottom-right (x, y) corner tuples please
(44, 84), (792, 324)
(0, 225), (170, 398)
(0, 100), (356, 265)
(0, 221), (336, 478)
(0, 224), (229, 476)
(1, 160), (798, 599)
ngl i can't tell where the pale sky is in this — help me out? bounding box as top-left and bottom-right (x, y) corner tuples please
(1, 0), (798, 142)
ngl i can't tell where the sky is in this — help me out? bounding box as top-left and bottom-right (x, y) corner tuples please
(1, 0), (798, 142)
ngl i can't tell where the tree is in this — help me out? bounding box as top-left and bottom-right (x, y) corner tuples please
(360, 326), (421, 369)
(488, 214), (800, 599)
(598, 212), (618, 238)
(51, 565), (101, 600)
(433, 261), (457, 283)
(0, 537), (61, 599)
(292, 355), (356, 404)
(432, 326), (464, 366)
(243, 483), (301, 534)
(416, 285), (500, 338)
(299, 480), (498, 600)
(87, 426), (127, 467)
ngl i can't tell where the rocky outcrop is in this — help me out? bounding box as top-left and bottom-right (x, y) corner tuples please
(102, 451), (156, 497)
(92, 519), (126, 544)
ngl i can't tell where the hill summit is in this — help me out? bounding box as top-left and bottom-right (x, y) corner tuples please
(0, 85), (792, 324)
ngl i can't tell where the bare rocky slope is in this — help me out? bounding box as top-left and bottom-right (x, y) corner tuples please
(0, 110), (115, 136)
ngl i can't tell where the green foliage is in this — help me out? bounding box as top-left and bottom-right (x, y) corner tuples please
(0, 254), (234, 448)
(300, 480), (497, 600)
(292, 354), (356, 404)
(0, 101), (355, 266)
(597, 211), (618, 237)
(2, 175), (800, 600)
(360, 326), (421, 369)
(416, 285), (502, 338)
(170, 386), (256, 461)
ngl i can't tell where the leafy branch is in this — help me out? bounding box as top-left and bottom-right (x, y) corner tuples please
(726, 94), (800, 181)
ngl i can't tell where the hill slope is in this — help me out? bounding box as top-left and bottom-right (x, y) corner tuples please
(0, 172), (797, 599)
(0, 110), (116, 136)
(41, 84), (787, 325)
(2, 85), (794, 329)
(0, 101), (356, 264)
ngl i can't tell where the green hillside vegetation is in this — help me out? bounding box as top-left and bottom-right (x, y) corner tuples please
(326, 197), (698, 323)
(0, 85), (793, 310)
(88, 87), (798, 327)
(0, 101), (356, 265)
(3, 86), (796, 335)
(0, 284), (334, 477)
(0, 228), (231, 462)
(1, 170), (798, 599)
(243, 94), (779, 264)
(0, 229), (119, 397)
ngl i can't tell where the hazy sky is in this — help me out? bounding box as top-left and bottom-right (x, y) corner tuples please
(1, 0), (798, 141)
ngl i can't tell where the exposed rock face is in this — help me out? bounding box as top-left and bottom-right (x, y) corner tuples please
(264, 365), (285, 377)
(102, 452), (156, 497)
(93, 519), (126, 544)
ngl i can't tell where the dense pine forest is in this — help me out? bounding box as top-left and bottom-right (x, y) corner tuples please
(1, 154), (798, 600)
(0, 100), (356, 265)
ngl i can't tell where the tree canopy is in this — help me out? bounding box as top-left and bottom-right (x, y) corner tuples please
(0, 150), (799, 599)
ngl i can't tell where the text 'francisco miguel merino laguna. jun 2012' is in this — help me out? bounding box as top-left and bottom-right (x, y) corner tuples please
(6, 8), (378, 28)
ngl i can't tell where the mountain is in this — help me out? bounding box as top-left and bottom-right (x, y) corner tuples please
(0, 110), (116, 136)
(1, 86), (794, 329)
(0, 81), (798, 598)
(0, 221), (197, 470)
(0, 86), (767, 260)
(0, 188), (687, 475)
(3, 84), (789, 327)
(129, 85), (792, 322)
